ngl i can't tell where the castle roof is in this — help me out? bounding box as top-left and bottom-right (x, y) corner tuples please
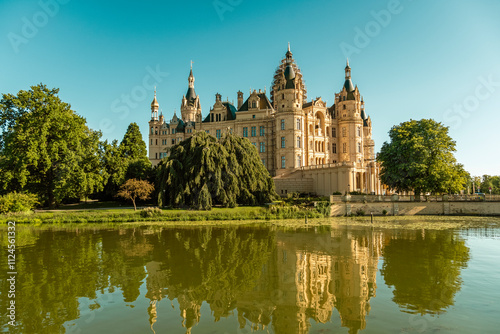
(238, 93), (272, 112)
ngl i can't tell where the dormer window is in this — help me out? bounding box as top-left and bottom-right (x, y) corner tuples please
(252, 101), (256, 108)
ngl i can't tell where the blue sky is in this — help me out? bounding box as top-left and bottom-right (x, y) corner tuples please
(1, 0), (499, 176)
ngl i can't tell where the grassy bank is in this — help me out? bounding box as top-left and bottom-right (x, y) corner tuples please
(1, 204), (499, 230)
(0, 204), (332, 224)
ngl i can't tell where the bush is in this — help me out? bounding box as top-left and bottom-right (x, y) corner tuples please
(315, 201), (331, 217)
(382, 209), (388, 216)
(0, 192), (39, 214)
(332, 191), (342, 195)
(140, 207), (163, 218)
(355, 209), (365, 216)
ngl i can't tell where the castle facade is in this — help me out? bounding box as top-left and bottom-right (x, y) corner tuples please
(148, 46), (382, 195)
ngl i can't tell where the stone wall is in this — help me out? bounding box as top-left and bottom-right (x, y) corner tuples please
(330, 201), (500, 216)
(274, 178), (314, 196)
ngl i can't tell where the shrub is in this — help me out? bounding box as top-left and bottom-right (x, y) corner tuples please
(355, 209), (365, 216)
(0, 192), (39, 214)
(332, 191), (342, 195)
(382, 209), (388, 216)
(140, 207), (163, 218)
(315, 201), (331, 217)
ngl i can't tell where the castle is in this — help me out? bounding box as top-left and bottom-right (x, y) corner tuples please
(148, 45), (382, 196)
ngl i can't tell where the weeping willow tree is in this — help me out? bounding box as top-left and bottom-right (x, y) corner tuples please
(156, 132), (277, 209)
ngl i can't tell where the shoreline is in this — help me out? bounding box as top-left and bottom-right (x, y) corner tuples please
(1, 212), (499, 230)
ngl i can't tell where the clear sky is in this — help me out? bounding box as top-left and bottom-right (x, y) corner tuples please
(1, 0), (499, 176)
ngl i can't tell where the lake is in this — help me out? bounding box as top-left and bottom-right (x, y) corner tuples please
(1, 222), (499, 333)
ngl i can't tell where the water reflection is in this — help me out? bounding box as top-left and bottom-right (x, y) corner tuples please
(381, 230), (470, 315)
(0, 225), (472, 334)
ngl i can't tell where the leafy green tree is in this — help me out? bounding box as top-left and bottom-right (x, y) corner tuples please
(119, 122), (152, 180)
(156, 131), (276, 209)
(480, 175), (500, 194)
(0, 84), (104, 207)
(98, 123), (152, 200)
(117, 178), (154, 210)
(377, 119), (467, 199)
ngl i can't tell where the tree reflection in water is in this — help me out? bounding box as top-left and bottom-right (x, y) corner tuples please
(381, 229), (470, 315)
(0, 225), (470, 334)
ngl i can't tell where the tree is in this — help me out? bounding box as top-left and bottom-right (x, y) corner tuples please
(377, 119), (467, 198)
(117, 178), (154, 210)
(0, 84), (104, 207)
(156, 132), (277, 209)
(480, 175), (500, 195)
(98, 123), (152, 200)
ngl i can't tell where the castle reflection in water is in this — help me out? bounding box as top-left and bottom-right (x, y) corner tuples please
(3, 224), (469, 334)
(144, 227), (384, 334)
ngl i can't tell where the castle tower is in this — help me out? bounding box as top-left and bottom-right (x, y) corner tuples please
(272, 44), (308, 173)
(336, 60), (364, 165)
(271, 43), (307, 112)
(151, 88), (159, 120)
(148, 88), (161, 163)
(181, 62), (202, 122)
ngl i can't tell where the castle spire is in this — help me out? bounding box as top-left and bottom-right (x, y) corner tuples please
(345, 59), (351, 80)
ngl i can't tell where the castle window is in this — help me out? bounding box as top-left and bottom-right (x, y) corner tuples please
(259, 142), (265, 153)
(357, 127), (361, 137)
(343, 96), (346, 101)
(281, 119), (285, 130)
(297, 155), (302, 167)
(216, 129), (221, 139)
(260, 126), (265, 136)
(251, 126), (256, 137)
(343, 105), (346, 110)
(262, 159), (266, 165)
(343, 143), (347, 153)
(332, 127), (336, 137)
(172, 139), (175, 145)
(150, 139), (153, 145)
(342, 127), (346, 137)
(297, 136), (301, 148)
(155, 129), (158, 135)
(282, 94), (284, 100)
(281, 137), (286, 148)
(252, 115), (255, 119)
(281, 156), (286, 169)
(252, 101), (256, 108)
(296, 118), (301, 130)
(332, 143), (336, 153)
(151, 127), (154, 134)
(172, 129), (176, 134)
(243, 127), (248, 137)
(211, 114), (214, 122)
(252, 142), (257, 147)
(155, 153), (157, 159)
(358, 142), (361, 153)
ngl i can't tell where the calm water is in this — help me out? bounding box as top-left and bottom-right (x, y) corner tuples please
(1, 223), (499, 334)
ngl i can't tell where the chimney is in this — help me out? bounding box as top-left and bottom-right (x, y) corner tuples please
(237, 91), (243, 110)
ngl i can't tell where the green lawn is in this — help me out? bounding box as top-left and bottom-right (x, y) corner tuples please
(0, 206), (273, 224)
